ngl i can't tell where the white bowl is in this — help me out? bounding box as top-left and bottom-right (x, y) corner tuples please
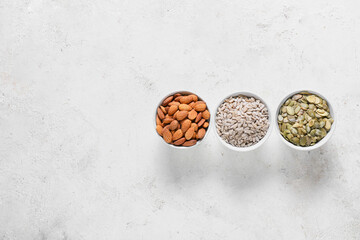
(154, 90), (211, 149)
(213, 92), (273, 152)
(275, 90), (336, 151)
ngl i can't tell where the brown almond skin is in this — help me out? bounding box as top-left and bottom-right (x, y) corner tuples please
(202, 110), (210, 119)
(194, 101), (206, 106)
(157, 108), (165, 119)
(182, 140), (197, 147)
(181, 119), (192, 133)
(169, 120), (179, 130)
(176, 111), (188, 121)
(174, 96), (182, 102)
(198, 118), (205, 127)
(162, 125), (170, 134)
(173, 129), (183, 141)
(195, 112), (202, 123)
(188, 109), (197, 120)
(197, 128), (206, 139)
(179, 104), (192, 111)
(163, 117), (173, 124)
(168, 101), (180, 106)
(191, 123), (198, 132)
(168, 105), (178, 115)
(192, 131), (196, 139)
(156, 125), (163, 136)
(173, 137), (186, 146)
(185, 127), (195, 140)
(194, 103), (206, 112)
(189, 94), (198, 102)
(162, 96), (173, 106)
(180, 96), (193, 104)
(163, 128), (172, 143)
(174, 93), (182, 97)
(173, 110), (179, 119)
(203, 122), (209, 128)
(160, 105), (166, 114)
(189, 102), (195, 108)
(156, 115), (162, 125)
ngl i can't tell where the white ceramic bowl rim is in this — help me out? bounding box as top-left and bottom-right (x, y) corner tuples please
(213, 91), (273, 152)
(154, 90), (211, 149)
(275, 90), (336, 151)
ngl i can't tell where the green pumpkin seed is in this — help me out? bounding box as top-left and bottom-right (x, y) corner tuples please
(291, 137), (300, 145)
(306, 95), (316, 103)
(325, 119), (331, 130)
(287, 106), (295, 115)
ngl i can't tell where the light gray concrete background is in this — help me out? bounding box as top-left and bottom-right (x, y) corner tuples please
(1, 0), (360, 239)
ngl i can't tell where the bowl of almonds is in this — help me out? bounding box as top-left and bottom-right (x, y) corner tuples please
(155, 91), (210, 148)
(276, 90), (335, 150)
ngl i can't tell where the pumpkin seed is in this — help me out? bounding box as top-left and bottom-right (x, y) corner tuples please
(325, 119), (331, 130)
(306, 95), (316, 103)
(287, 106), (295, 115)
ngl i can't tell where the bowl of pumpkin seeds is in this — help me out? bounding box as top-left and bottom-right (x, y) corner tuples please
(276, 90), (335, 150)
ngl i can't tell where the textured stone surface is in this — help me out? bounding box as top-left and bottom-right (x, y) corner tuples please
(1, 0), (360, 239)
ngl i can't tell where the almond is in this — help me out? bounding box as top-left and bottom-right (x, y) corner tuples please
(198, 118), (205, 127)
(173, 137), (186, 146)
(191, 123), (198, 132)
(179, 104), (192, 111)
(182, 140), (197, 147)
(174, 96), (182, 102)
(180, 96), (193, 104)
(173, 110), (179, 119)
(189, 102), (195, 108)
(163, 117), (173, 124)
(195, 101), (206, 106)
(168, 105), (178, 115)
(162, 125), (170, 133)
(174, 93), (182, 97)
(196, 128), (206, 139)
(203, 122), (209, 128)
(169, 120), (179, 130)
(202, 110), (210, 119)
(156, 115), (162, 125)
(195, 112), (202, 123)
(173, 129), (183, 141)
(185, 127), (195, 140)
(168, 101), (180, 106)
(160, 105), (166, 114)
(181, 119), (192, 133)
(157, 108), (165, 119)
(194, 103), (206, 112)
(163, 128), (172, 143)
(176, 111), (188, 121)
(156, 125), (163, 136)
(192, 131), (196, 139)
(165, 106), (170, 112)
(189, 94), (198, 102)
(188, 109), (197, 120)
(162, 96), (173, 106)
